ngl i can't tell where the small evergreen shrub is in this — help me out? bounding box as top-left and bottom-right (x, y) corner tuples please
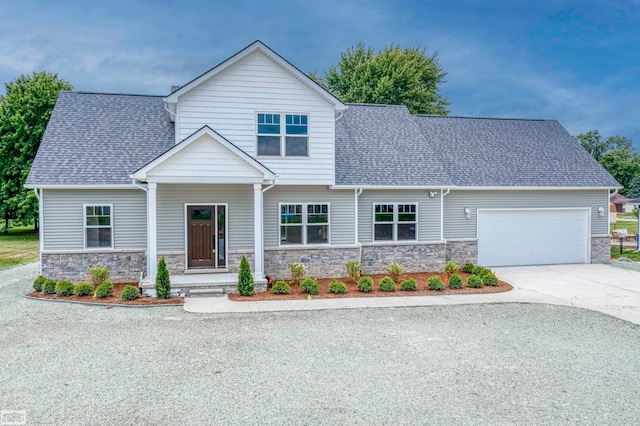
(462, 262), (476, 274)
(42, 278), (57, 294)
(33, 275), (47, 292)
(290, 262), (306, 283)
(94, 280), (114, 298)
(482, 272), (499, 286)
(328, 279), (347, 294)
(88, 264), (110, 286)
(271, 280), (291, 294)
(237, 255), (254, 296)
(379, 276), (396, 292)
(300, 277), (319, 295)
(55, 280), (74, 297)
(444, 261), (459, 276)
(156, 257), (172, 299)
(400, 278), (417, 291)
(345, 260), (362, 280)
(449, 274), (463, 289)
(467, 275), (484, 288)
(357, 276), (374, 293)
(73, 283), (94, 296)
(427, 276), (444, 291)
(385, 261), (404, 282)
(473, 265), (491, 277)
(121, 285), (140, 301)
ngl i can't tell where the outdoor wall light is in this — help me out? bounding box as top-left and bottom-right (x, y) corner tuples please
(464, 208), (471, 219)
(429, 191), (438, 198)
(598, 206), (605, 216)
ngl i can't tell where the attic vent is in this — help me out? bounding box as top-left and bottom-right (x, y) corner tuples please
(170, 85), (181, 93)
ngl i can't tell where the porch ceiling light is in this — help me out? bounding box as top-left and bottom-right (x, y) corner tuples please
(464, 208), (471, 219)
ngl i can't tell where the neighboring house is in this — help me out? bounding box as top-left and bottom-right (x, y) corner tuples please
(26, 41), (620, 294)
(610, 193), (635, 213)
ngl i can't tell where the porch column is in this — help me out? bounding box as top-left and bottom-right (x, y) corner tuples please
(253, 183), (264, 279)
(148, 182), (158, 282)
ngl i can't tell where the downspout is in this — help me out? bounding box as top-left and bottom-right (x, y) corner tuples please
(355, 188), (363, 262)
(33, 188), (43, 275)
(440, 188), (450, 242)
(131, 179), (148, 285)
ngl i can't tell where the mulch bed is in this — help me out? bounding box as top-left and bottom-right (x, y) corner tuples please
(229, 271), (512, 301)
(27, 283), (182, 306)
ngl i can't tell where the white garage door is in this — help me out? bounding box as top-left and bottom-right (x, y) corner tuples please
(477, 208), (590, 267)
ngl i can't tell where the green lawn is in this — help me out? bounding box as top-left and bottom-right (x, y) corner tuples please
(611, 247), (640, 261)
(0, 225), (40, 270)
(610, 219), (639, 235)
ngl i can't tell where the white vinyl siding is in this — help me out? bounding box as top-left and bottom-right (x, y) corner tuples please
(156, 184), (253, 252)
(264, 186), (354, 247)
(177, 50), (336, 184)
(358, 190), (441, 243)
(42, 189), (146, 251)
(147, 133), (264, 181)
(443, 189), (610, 239)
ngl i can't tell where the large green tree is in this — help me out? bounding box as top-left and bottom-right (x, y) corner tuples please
(575, 130), (633, 161)
(313, 42), (449, 115)
(599, 149), (640, 196)
(0, 72), (72, 232)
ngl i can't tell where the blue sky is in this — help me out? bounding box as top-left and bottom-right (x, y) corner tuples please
(1, 0), (638, 144)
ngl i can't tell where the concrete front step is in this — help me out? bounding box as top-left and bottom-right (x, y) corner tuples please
(139, 273), (266, 298)
(187, 288), (225, 298)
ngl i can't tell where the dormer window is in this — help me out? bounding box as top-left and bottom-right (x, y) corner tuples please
(257, 113), (308, 157)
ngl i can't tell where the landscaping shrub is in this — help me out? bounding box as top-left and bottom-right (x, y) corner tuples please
(462, 262), (476, 274)
(290, 262), (306, 283)
(42, 278), (57, 294)
(55, 280), (74, 297)
(121, 285), (140, 301)
(94, 280), (114, 298)
(473, 265), (491, 277)
(156, 257), (172, 299)
(271, 280), (291, 294)
(345, 260), (362, 280)
(33, 275), (47, 292)
(328, 279), (347, 294)
(300, 277), (319, 295)
(385, 261), (404, 282)
(444, 261), (459, 276)
(379, 276), (396, 292)
(427, 276), (444, 291)
(88, 264), (110, 286)
(400, 278), (417, 291)
(237, 255), (254, 296)
(357, 276), (374, 293)
(467, 275), (484, 288)
(449, 274), (463, 289)
(482, 272), (499, 286)
(73, 283), (94, 296)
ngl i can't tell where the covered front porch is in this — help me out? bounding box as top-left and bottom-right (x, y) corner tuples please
(131, 126), (276, 296)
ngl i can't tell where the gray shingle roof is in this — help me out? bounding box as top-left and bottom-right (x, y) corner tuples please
(335, 104), (452, 186)
(335, 104), (620, 188)
(26, 92), (174, 186)
(413, 114), (620, 187)
(27, 94), (619, 188)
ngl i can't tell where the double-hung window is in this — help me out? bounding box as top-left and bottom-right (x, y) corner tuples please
(280, 203), (329, 245)
(84, 204), (113, 249)
(374, 203), (417, 241)
(257, 113), (308, 157)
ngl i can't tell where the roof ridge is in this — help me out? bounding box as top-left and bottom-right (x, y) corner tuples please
(415, 114), (553, 122)
(65, 91), (165, 98)
(346, 103), (407, 108)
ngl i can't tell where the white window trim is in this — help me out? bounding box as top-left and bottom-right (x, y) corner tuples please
(278, 202), (331, 246)
(372, 203), (418, 242)
(256, 112), (309, 158)
(83, 203), (114, 250)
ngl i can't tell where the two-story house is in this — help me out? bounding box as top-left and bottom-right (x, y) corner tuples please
(26, 41), (619, 295)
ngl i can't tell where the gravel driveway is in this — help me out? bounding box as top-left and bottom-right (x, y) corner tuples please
(1, 263), (639, 425)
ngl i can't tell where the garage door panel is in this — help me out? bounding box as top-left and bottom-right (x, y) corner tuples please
(478, 209), (589, 267)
